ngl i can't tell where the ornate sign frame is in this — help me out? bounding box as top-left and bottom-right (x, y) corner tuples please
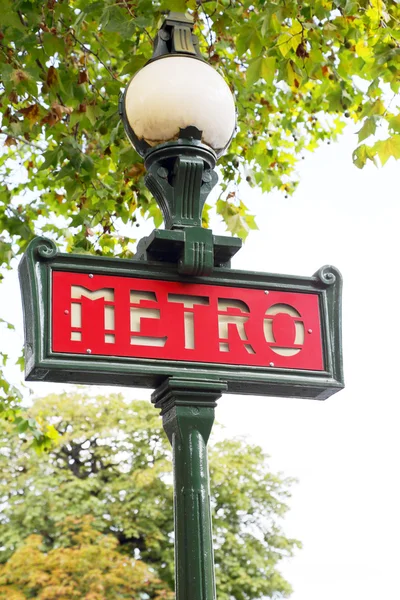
(19, 237), (344, 400)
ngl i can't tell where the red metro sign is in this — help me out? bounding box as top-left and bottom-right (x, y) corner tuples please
(19, 238), (343, 399)
(52, 271), (324, 371)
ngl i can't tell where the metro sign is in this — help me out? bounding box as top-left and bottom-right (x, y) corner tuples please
(19, 237), (344, 400)
(52, 272), (323, 370)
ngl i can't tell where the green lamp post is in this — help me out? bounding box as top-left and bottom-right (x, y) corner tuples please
(120, 12), (238, 600)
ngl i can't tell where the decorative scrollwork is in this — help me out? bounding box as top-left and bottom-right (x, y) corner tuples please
(34, 237), (58, 260)
(315, 265), (341, 286)
(144, 141), (217, 232)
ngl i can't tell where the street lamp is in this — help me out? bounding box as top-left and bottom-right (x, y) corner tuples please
(120, 12), (240, 600)
(119, 11), (241, 275)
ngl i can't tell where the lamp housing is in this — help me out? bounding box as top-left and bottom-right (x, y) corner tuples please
(120, 13), (236, 158)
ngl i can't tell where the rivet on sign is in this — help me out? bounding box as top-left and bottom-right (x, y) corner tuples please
(265, 290), (269, 295)
(308, 329), (313, 334)
(88, 274), (94, 279)
(86, 349), (92, 354)
(64, 310), (69, 315)
(269, 362), (274, 367)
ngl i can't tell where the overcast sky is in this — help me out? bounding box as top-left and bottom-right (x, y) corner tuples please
(1, 125), (399, 600)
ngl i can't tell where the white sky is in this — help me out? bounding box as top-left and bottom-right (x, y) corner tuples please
(1, 125), (400, 600)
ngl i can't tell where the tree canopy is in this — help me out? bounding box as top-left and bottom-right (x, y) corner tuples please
(0, 392), (300, 600)
(1, 0), (399, 436)
(0, 517), (173, 600)
(1, 0), (400, 249)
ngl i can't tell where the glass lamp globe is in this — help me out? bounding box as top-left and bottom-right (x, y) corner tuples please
(122, 56), (236, 158)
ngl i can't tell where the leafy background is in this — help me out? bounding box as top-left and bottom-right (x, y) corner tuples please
(0, 393), (300, 599)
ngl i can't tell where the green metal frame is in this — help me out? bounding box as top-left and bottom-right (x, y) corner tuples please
(19, 236), (343, 400)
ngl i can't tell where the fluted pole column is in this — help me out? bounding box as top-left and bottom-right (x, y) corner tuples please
(152, 377), (227, 600)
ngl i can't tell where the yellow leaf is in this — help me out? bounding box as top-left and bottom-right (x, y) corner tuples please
(287, 61), (302, 89)
(277, 32), (292, 57)
(355, 39), (373, 61)
(289, 20), (303, 50)
(270, 13), (281, 35)
(375, 135), (400, 166)
(262, 57), (276, 86)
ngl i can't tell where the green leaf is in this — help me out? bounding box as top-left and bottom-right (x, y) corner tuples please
(269, 12), (282, 35)
(120, 55), (148, 76)
(39, 149), (60, 171)
(352, 144), (376, 168)
(226, 213), (249, 238)
(16, 419), (29, 433)
(247, 56), (276, 86)
(81, 156), (95, 173)
(119, 147), (138, 168)
(237, 26), (262, 57)
(86, 105), (102, 126)
(81, 1), (104, 15)
(161, 0), (187, 11)
(388, 114), (400, 133)
(262, 56), (276, 85)
(101, 6), (136, 37)
(247, 57), (263, 87)
(42, 32), (66, 57)
(0, 318), (15, 331)
(1, 1), (25, 31)
(16, 354), (24, 372)
(357, 117), (377, 142)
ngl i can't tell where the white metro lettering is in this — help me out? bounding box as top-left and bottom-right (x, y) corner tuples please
(130, 291), (167, 347)
(67, 281), (307, 360)
(71, 286), (115, 343)
(217, 299), (255, 354)
(264, 303), (304, 356)
(167, 294), (209, 349)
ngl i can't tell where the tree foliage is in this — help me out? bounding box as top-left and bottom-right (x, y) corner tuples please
(1, 0), (400, 255)
(0, 392), (300, 600)
(0, 517), (173, 600)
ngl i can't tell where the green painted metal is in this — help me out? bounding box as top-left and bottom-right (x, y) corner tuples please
(150, 12), (204, 62)
(18, 236), (344, 400)
(138, 139), (239, 275)
(120, 129), (240, 275)
(135, 138), (242, 274)
(135, 227), (241, 269)
(144, 142), (217, 230)
(152, 378), (227, 600)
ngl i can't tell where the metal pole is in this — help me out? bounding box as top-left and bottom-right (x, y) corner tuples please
(152, 377), (227, 600)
